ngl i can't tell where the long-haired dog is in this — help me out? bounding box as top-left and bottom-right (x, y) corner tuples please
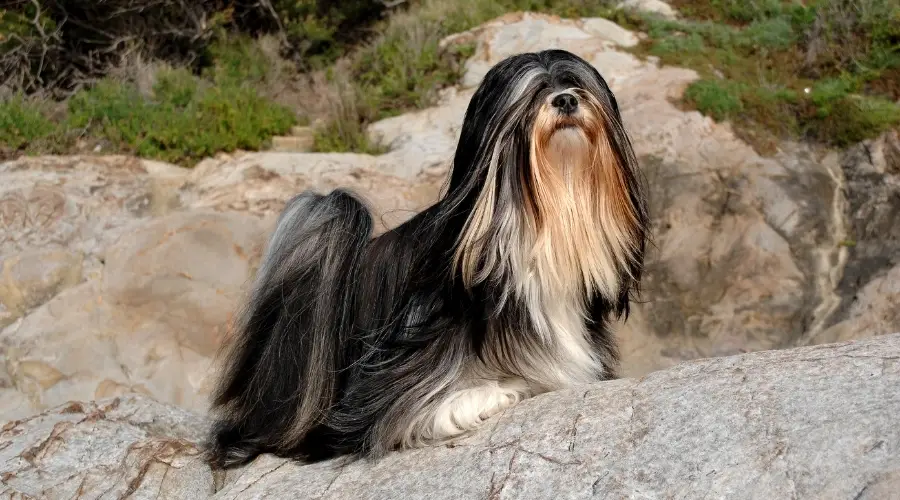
(205, 49), (649, 467)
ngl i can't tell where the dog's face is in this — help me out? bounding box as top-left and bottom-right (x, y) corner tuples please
(450, 50), (648, 308)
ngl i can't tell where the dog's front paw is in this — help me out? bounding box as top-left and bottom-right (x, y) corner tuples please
(478, 391), (518, 421)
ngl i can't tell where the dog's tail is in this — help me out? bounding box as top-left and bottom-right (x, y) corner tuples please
(205, 189), (372, 468)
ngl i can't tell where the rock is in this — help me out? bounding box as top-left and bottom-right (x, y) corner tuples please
(214, 334), (900, 500)
(7, 334), (897, 499)
(0, 388), (35, 423)
(0, 249), (83, 329)
(617, 0), (678, 19)
(1, 211), (267, 416)
(0, 156), (188, 321)
(811, 130), (900, 346)
(182, 151), (443, 233)
(0, 395), (216, 499)
(816, 263), (900, 345)
(580, 17), (640, 47)
(270, 136), (314, 153)
(270, 127), (315, 152)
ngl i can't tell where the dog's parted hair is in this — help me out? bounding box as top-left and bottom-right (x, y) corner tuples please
(206, 49), (649, 467)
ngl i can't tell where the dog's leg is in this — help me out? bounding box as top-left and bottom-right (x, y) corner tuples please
(428, 378), (532, 442)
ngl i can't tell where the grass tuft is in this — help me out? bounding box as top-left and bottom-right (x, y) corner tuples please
(65, 68), (296, 165)
(0, 95), (59, 154)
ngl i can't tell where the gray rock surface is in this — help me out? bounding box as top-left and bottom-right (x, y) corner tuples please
(0, 395), (216, 499)
(813, 130), (900, 346)
(2, 333), (898, 499)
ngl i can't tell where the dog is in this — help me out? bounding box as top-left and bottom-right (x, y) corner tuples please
(205, 49), (649, 468)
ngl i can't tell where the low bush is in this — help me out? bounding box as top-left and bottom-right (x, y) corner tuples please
(636, 0), (900, 151)
(0, 95), (60, 156)
(1, 41), (297, 165)
(66, 69), (296, 165)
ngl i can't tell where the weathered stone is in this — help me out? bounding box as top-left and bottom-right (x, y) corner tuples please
(182, 151), (443, 233)
(617, 0), (678, 19)
(0, 250), (83, 328)
(270, 135), (314, 153)
(2, 335), (898, 500)
(580, 17), (640, 47)
(811, 130), (900, 347)
(213, 333), (900, 499)
(0, 155), (188, 285)
(0, 211), (266, 416)
(0, 396), (215, 499)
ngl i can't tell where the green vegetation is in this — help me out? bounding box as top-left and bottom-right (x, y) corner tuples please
(65, 69), (296, 165)
(1, 37), (297, 165)
(637, 0), (900, 151)
(0, 95), (60, 154)
(1, 0), (898, 163)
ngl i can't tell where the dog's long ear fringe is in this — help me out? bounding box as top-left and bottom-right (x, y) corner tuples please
(205, 189), (373, 468)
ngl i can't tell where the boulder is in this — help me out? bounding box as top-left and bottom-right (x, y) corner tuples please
(0, 396), (216, 499)
(0, 156), (188, 328)
(812, 130), (900, 346)
(2, 333), (898, 499)
(617, 0), (678, 20)
(1, 210), (266, 418)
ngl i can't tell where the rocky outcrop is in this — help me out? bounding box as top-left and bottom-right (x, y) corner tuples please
(2, 11), (898, 424)
(2, 333), (899, 499)
(813, 130), (900, 346)
(0, 396), (216, 499)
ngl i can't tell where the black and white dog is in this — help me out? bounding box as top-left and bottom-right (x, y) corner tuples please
(206, 49), (649, 467)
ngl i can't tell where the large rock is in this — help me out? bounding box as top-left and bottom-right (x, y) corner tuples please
(0, 156), (187, 328)
(812, 130), (900, 346)
(2, 333), (899, 499)
(0, 396), (216, 499)
(1, 210), (266, 419)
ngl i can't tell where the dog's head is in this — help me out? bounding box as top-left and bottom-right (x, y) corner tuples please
(449, 49), (648, 311)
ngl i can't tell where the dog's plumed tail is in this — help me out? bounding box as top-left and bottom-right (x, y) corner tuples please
(205, 190), (372, 468)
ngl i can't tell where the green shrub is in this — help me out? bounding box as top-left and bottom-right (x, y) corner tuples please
(803, 94), (900, 146)
(271, 0), (387, 68)
(0, 95), (58, 152)
(626, 0), (900, 150)
(66, 68), (297, 165)
(684, 79), (746, 121)
(204, 35), (273, 85)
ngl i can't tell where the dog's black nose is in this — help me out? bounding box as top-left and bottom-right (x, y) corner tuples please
(551, 93), (578, 114)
